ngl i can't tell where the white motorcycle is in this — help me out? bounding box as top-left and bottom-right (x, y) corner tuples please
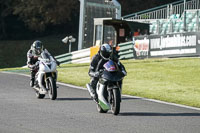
(32, 52), (58, 100)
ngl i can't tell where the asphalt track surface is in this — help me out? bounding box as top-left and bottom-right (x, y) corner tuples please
(0, 72), (200, 133)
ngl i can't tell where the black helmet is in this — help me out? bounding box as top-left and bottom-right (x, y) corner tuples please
(100, 44), (112, 60)
(31, 40), (43, 55)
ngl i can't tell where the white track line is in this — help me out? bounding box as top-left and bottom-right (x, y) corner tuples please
(57, 82), (87, 91)
(1, 71), (200, 111)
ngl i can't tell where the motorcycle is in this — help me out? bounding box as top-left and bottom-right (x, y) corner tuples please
(87, 60), (126, 115)
(32, 52), (58, 100)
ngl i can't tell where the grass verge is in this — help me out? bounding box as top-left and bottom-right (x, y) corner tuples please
(1, 57), (200, 108)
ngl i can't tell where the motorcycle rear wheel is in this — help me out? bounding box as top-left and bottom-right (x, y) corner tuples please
(47, 77), (57, 100)
(111, 89), (120, 115)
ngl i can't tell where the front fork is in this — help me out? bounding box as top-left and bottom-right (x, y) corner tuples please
(38, 72), (45, 90)
(107, 82), (122, 103)
(38, 71), (57, 90)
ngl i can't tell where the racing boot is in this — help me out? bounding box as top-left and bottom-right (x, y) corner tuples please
(86, 83), (98, 103)
(39, 87), (47, 94)
(30, 78), (35, 87)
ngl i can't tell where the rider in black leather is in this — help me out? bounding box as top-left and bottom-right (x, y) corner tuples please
(88, 43), (127, 100)
(27, 40), (44, 87)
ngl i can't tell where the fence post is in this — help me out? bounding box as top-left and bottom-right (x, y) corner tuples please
(197, 10), (199, 31)
(156, 20), (160, 34)
(184, 11), (186, 31)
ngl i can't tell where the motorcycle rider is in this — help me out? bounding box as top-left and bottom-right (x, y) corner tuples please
(27, 40), (59, 88)
(87, 43), (127, 101)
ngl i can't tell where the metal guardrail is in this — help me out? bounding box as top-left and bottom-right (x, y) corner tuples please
(55, 48), (90, 64)
(123, 0), (199, 20)
(55, 53), (72, 64)
(55, 42), (135, 64)
(118, 41), (134, 60)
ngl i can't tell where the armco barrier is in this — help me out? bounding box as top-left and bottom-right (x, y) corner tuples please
(118, 41), (134, 59)
(55, 53), (72, 64)
(55, 48), (90, 64)
(55, 43), (135, 64)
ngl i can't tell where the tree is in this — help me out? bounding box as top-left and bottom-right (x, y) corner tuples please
(13, 0), (79, 32)
(0, 0), (13, 38)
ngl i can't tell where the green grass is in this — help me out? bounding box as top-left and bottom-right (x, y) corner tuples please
(57, 63), (90, 87)
(1, 57), (200, 108)
(122, 58), (200, 107)
(0, 67), (29, 72)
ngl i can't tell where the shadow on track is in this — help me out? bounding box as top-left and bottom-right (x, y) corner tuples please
(122, 97), (141, 100)
(56, 97), (91, 101)
(119, 112), (200, 116)
(57, 96), (140, 101)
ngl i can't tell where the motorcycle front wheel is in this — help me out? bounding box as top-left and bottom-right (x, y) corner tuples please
(111, 88), (121, 115)
(47, 77), (57, 100)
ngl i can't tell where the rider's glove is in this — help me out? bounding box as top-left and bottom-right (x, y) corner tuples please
(94, 72), (100, 78)
(29, 65), (35, 69)
(29, 65), (37, 70)
(29, 62), (39, 70)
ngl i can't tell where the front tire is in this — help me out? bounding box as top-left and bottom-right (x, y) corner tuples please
(111, 88), (121, 115)
(47, 77), (57, 100)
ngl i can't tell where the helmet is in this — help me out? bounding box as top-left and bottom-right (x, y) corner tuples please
(31, 40), (43, 55)
(100, 43), (112, 60)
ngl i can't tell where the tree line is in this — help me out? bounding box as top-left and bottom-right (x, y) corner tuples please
(0, 0), (79, 39)
(0, 0), (177, 40)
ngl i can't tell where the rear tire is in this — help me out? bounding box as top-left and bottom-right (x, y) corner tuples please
(47, 77), (57, 100)
(111, 89), (121, 115)
(35, 91), (45, 99)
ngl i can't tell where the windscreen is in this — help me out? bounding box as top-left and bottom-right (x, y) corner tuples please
(103, 60), (117, 72)
(41, 52), (50, 60)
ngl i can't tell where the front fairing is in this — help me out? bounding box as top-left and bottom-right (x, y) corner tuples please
(103, 60), (117, 72)
(39, 61), (57, 73)
(101, 71), (124, 82)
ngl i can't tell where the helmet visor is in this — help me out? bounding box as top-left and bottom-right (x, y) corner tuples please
(34, 43), (42, 55)
(35, 48), (42, 55)
(102, 51), (111, 58)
